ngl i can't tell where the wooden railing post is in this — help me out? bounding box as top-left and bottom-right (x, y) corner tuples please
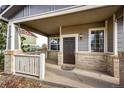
(39, 54), (45, 80)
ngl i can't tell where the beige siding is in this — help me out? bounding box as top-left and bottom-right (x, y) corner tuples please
(61, 22), (105, 51)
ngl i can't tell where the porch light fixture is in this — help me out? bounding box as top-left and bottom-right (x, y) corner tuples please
(79, 34), (83, 40)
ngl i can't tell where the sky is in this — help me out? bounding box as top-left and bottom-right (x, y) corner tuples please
(33, 33), (48, 47)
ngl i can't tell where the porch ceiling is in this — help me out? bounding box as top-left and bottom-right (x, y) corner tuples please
(19, 6), (121, 36)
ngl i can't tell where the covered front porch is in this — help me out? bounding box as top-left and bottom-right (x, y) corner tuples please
(4, 5), (122, 82)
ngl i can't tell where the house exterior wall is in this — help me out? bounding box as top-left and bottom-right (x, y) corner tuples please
(58, 22), (108, 71)
(61, 22), (105, 51)
(57, 21), (119, 76)
(10, 5), (74, 20)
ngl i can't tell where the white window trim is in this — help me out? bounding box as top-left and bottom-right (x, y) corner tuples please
(60, 34), (78, 52)
(60, 34), (78, 64)
(88, 27), (106, 53)
(48, 37), (60, 51)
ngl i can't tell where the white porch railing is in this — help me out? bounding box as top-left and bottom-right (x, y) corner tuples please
(14, 54), (45, 80)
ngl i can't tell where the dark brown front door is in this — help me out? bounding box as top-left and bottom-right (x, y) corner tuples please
(63, 37), (75, 64)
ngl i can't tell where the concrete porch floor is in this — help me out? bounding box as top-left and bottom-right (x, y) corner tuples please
(44, 59), (119, 88)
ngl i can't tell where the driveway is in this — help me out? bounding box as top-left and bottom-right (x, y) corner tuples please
(45, 60), (119, 88)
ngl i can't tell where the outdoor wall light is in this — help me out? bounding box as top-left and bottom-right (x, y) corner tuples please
(79, 34), (83, 40)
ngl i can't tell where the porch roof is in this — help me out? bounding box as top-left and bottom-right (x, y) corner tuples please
(17, 6), (121, 36)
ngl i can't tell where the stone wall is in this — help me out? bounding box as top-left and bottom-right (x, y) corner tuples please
(118, 52), (124, 86)
(58, 52), (120, 77)
(75, 53), (107, 72)
(47, 51), (58, 60)
(119, 59), (124, 86)
(105, 54), (119, 78)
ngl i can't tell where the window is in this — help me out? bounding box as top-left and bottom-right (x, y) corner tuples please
(90, 29), (105, 52)
(49, 38), (59, 50)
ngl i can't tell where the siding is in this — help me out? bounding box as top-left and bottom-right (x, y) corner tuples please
(107, 17), (113, 52)
(117, 17), (124, 52)
(116, 7), (124, 52)
(11, 5), (73, 20)
(15, 27), (19, 49)
(61, 22), (105, 51)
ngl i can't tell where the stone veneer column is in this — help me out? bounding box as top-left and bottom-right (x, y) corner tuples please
(4, 50), (15, 74)
(118, 52), (124, 87)
(106, 54), (119, 78)
(58, 52), (63, 65)
(4, 50), (22, 74)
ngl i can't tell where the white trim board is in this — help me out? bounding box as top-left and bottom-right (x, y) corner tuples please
(88, 27), (106, 53)
(48, 37), (60, 51)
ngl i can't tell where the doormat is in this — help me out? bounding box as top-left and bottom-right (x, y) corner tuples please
(61, 64), (75, 70)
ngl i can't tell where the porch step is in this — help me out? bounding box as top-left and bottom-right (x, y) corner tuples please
(61, 64), (75, 70)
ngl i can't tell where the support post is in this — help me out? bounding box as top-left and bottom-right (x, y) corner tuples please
(58, 26), (63, 65)
(4, 22), (22, 74)
(4, 22), (16, 74)
(39, 53), (45, 80)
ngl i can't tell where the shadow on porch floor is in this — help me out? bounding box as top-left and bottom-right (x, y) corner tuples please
(45, 59), (119, 88)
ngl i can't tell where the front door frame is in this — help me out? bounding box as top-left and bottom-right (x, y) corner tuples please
(60, 34), (78, 65)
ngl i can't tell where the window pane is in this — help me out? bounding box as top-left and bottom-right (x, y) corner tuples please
(99, 39), (104, 43)
(49, 38), (60, 50)
(50, 39), (58, 44)
(51, 45), (58, 50)
(99, 31), (104, 38)
(91, 30), (104, 52)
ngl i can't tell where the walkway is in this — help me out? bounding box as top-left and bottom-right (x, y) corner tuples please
(45, 60), (119, 88)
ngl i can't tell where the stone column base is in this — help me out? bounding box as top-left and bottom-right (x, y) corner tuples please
(106, 54), (119, 78)
(119, 59), (124, 86)
(58, 52), (63, 65)
(4, 50), (23, 74)
(118, 52), (124, 86)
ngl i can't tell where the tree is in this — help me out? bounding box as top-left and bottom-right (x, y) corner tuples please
(41, 43), (47, 50)
(0, 21), (7, 63)
(21, 36), (30, 52)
